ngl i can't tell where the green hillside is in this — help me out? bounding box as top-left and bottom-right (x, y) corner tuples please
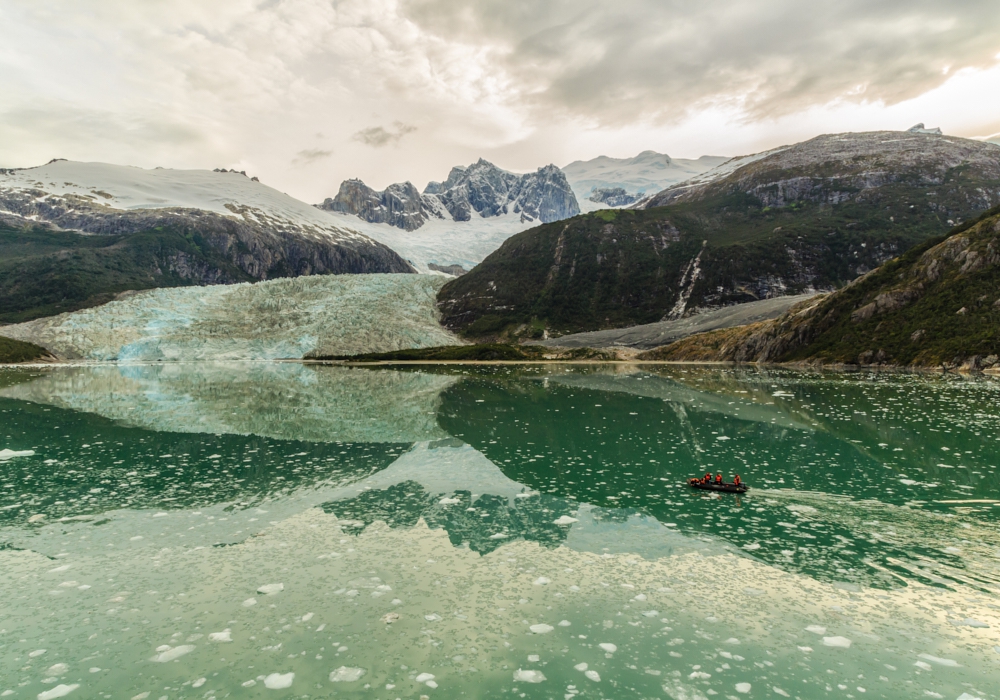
(641, 206), (1000, 369)
(439, 133), (1000, 340)
(0, 335), (53, 363)
(0, 222), (253, 323)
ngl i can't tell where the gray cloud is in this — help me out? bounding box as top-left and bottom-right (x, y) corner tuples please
(353, 123), (419, 148)
(401, 0), (1000, 125)
(296, 148), (334, 163)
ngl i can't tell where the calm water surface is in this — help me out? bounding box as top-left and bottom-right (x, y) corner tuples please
(0, 363), (998, 700)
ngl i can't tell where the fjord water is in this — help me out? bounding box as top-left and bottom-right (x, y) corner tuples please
(1, 364), (997, 700)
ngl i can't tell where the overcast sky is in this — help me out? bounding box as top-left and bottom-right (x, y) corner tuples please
(2, 0), (999, 201)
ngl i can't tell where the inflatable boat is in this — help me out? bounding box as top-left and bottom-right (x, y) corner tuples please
(688, 478), (749, 494)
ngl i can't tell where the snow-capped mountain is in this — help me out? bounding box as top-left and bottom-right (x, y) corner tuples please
(0, 160), (411, 276)
(316, 158), (581, 274)
(562, 151), (728, 207)
(318, 158), (580, 231)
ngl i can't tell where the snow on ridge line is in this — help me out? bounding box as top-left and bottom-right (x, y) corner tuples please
(0, 160), (364, 238)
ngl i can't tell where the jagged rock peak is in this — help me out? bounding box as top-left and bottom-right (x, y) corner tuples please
(317, 178), (430, 231)
(323, 160), (580, 230)
(908, 123), (943, 135)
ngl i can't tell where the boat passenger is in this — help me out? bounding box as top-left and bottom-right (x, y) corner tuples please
(715, 473), (723, 485)
(702, 472), (712, 484)
(733, 475), (741, 487)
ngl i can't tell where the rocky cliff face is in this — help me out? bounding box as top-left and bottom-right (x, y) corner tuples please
(321, 159), (580, 230)
(318, 179), (430, 231)
(640, 206), (1000, 369)
(643, 131), (1000, 212)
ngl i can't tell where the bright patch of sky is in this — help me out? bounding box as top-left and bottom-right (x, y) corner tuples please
(0, 0), (998, 202)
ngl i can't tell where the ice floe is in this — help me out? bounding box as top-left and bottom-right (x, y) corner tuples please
(150, 645), (194, 662)
(263, 672), (294, 689)
(257, 583), (284, 595)
(513, 669), (546, 683)
(822, 636), (851, 648)
(529, 623), (554, 634)
(329, 667), (365, 682)
(37, 685), (79, 700)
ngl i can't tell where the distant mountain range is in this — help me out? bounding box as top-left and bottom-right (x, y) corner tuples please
(317, 159), (580, 231)
(562, 151), (728, 201)
(437, 130), (1000, 339)
(0, 160), (411, 322)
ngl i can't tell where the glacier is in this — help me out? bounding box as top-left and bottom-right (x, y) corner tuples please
(0, 274), (461, 361)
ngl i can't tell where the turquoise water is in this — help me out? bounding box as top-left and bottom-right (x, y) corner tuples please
(0, 363), (998, 700)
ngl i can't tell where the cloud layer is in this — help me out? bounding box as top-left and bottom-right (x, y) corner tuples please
(1, 0), (998, 200)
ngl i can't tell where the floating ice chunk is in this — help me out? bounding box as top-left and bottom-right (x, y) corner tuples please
(917, 653), (959, 667)
(797, 646), (812, 652)
(88, 669), (100, 673)
(28, 514), (46, 523)
(513, 669), (545, 683)
(530, 624), (554, 634)
(209, 629), (232, 642)
(724, 638), (740, 644)
(381, 613), (399, 624)
(742, 543), (761, 551)
(29, 649), (47, 657)
(914, 661), (932, 670)
(438, 498), (461, 505)
(151, 645), (194, 662)
(424, 613), (442, 621)
(736, 682), (752, 693)
(585, 670), (601, 682)
(48, 565), (71, 573)
(642, 611), (659, 618)
(488, 533), (508, 539)
(574, 663), (588, 671)
(553, 516), (578, 525)
(689, 671), (711, 679)
(805, 625), (826, 635)
(46, 664), (68, 675)
(243, 598), (257, 607)
(569, 585), (581, 592)
(241, 680), (256, 687)
(786, 504), (817, 514)
(329, 667), (365, 682)
(957, 694), (985, 700)
(599, 643), (617, 653)
(742, 587), (764, 596)
(257, 583), (284, 595)
(301, 612), (314, 622)
(950, 618), (988, 628)
(264, 672), (294, 689)
(558, 620), (572, 626)
(192, 678), (206, 688)
(822, 636), (851, 648)
(130, 694), (150, 700)
(316, 624), (326, 631)
(425, 680), (438, 688)
(415, 673), (435, 683)
(527, 655), (539, 662)
(715, 436), (730, 441)
(534, 577), (551, 585)
(773, 688), (789, 697)
(0, 449), (34, 461)
(37, 685), (79, 700)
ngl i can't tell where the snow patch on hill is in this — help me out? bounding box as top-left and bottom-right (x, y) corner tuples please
(563, 151), (728, 204)
(0, 160), (369, 243)
(0, 274), (461, 361)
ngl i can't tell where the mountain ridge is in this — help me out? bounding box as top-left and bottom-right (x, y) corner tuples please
(437, 130), (1000, 340)
(318, 159), (580, 231)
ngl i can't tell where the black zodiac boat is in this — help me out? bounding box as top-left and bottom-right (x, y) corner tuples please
(688, 478), (749, 494)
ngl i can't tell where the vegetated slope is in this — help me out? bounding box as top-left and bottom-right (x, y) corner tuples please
(0, 274), (460, 361)
(0, 161), (412, 322)
(438, 131), (1000, 339)
(640, 206), (1000, 369)
(0, 336), (53, 363)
